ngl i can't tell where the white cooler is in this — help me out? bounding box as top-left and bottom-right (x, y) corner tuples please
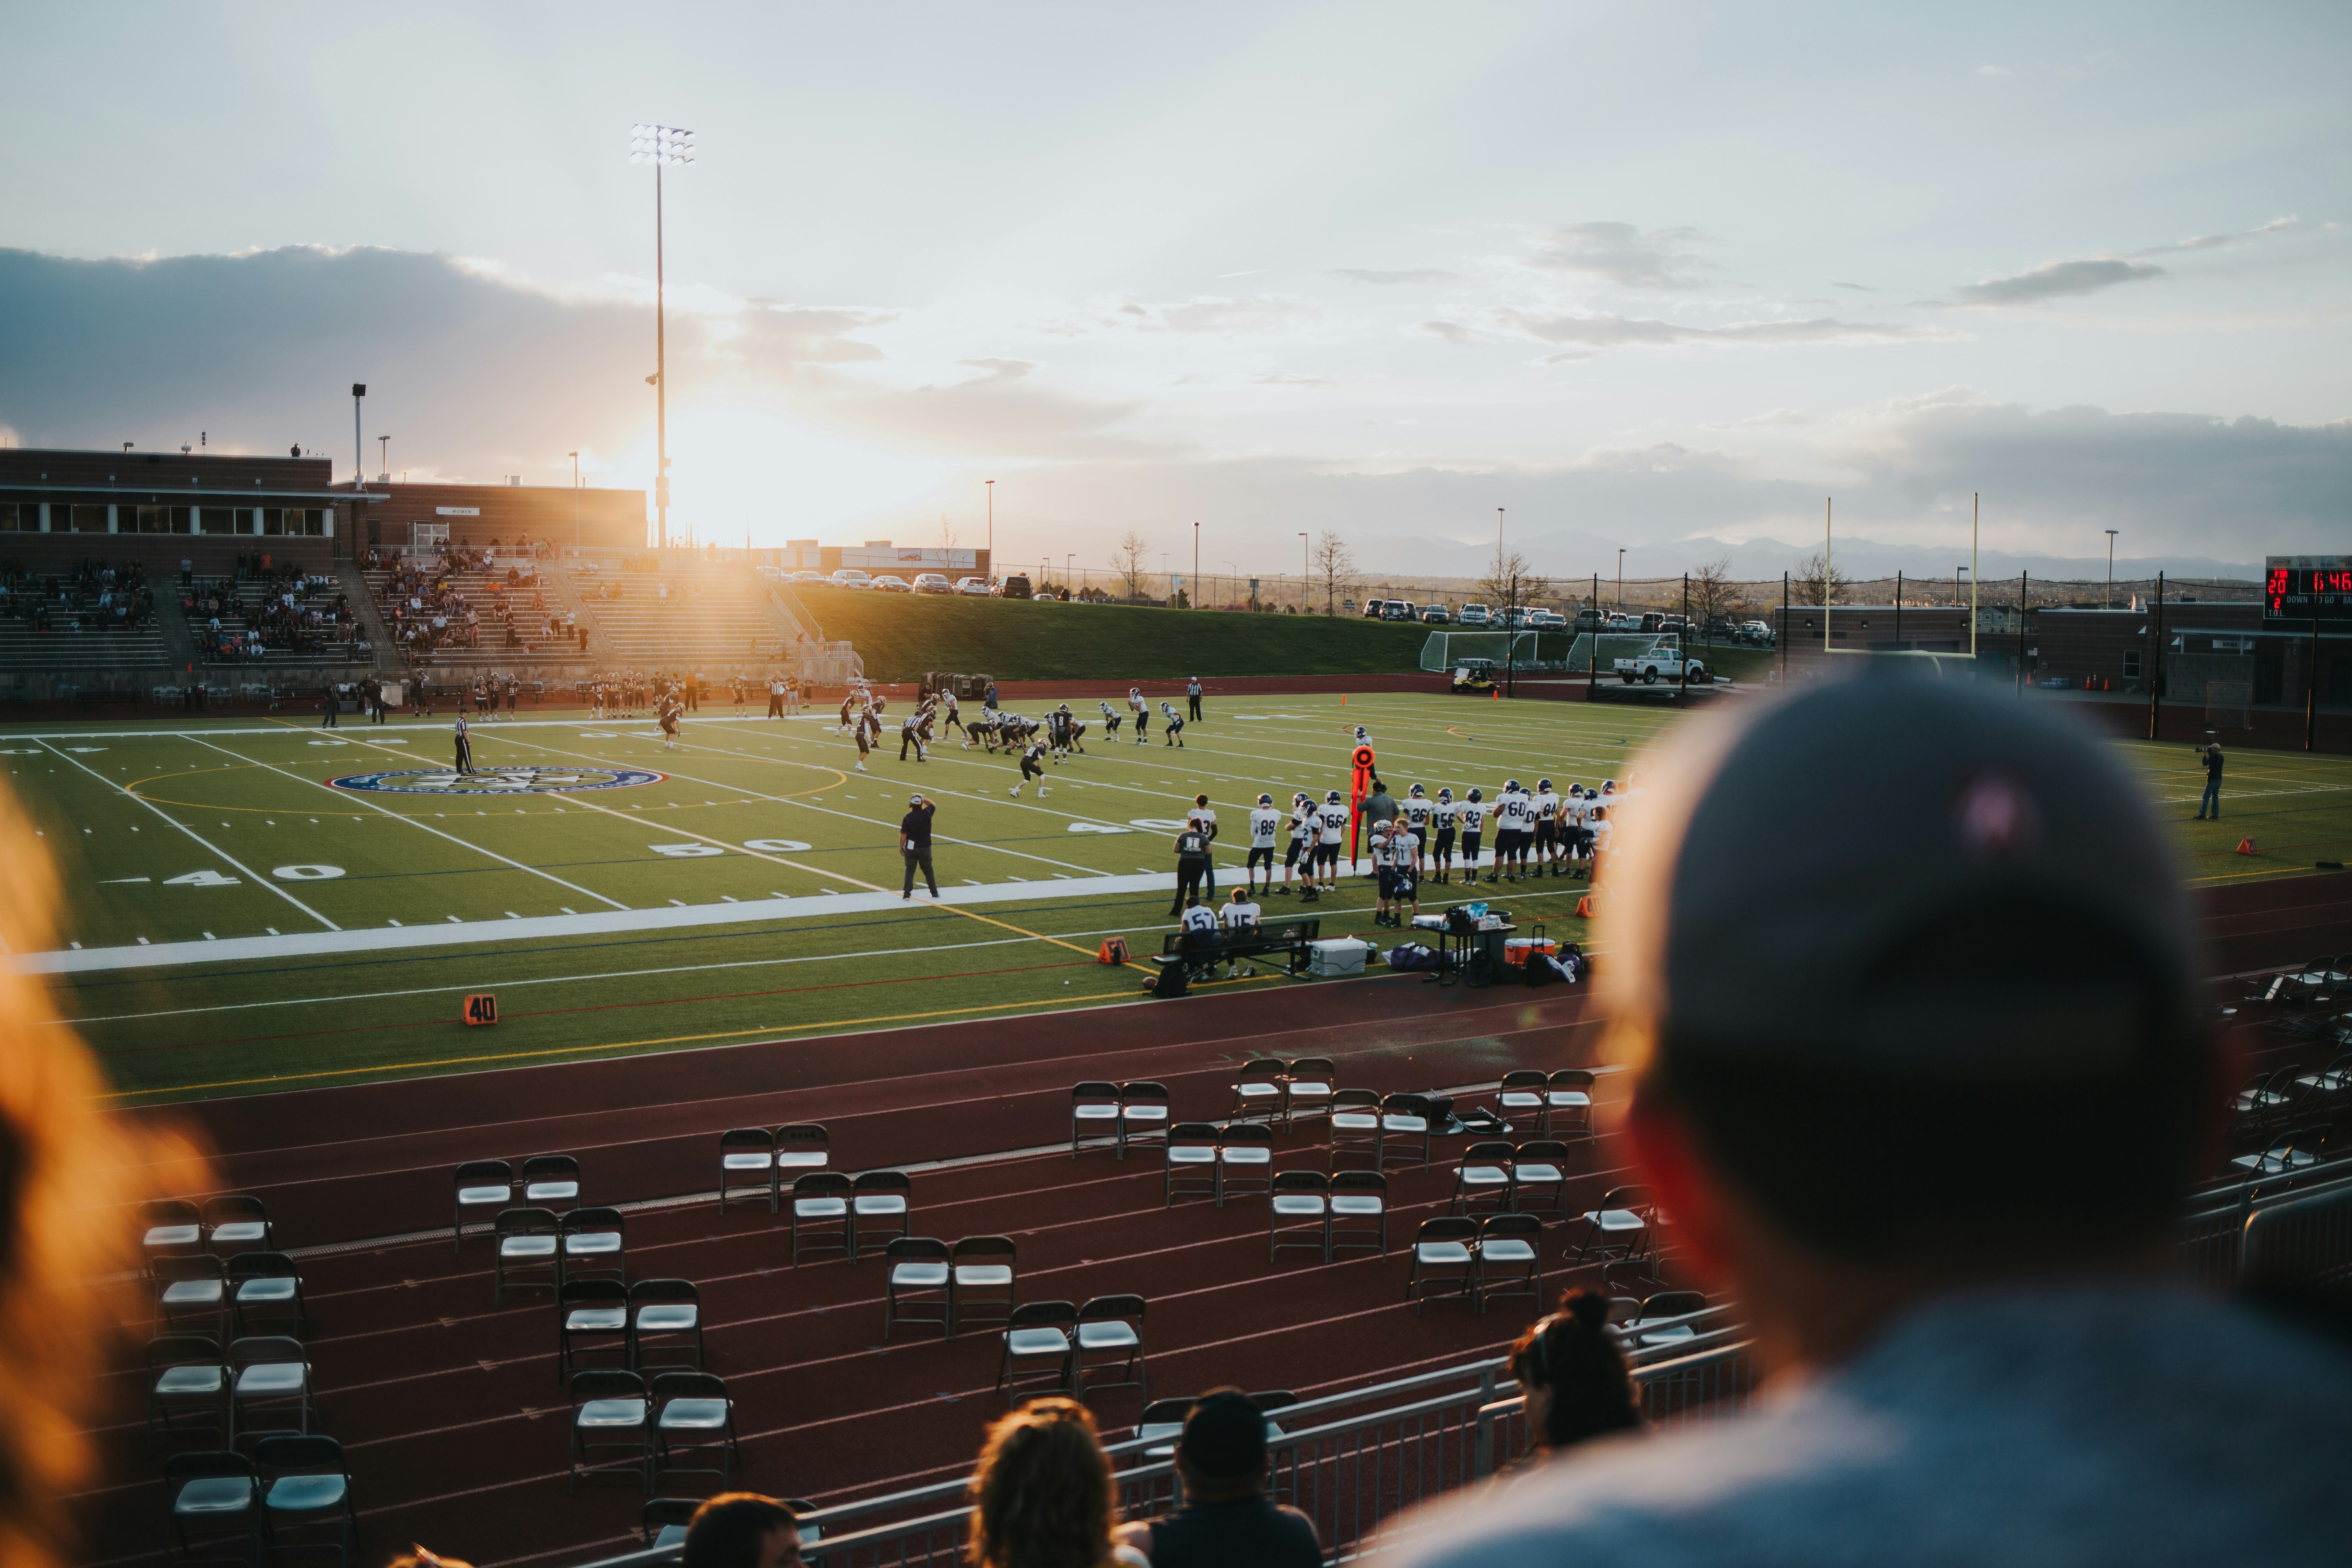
(1307, 937), (1371, 977)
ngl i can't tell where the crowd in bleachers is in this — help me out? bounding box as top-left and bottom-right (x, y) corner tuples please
(372, 538), (586, 661)
(183, 565), (368, 662)
(0, 557), (158, 634)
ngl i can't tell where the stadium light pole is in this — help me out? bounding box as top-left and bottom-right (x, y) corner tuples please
(1971, 492), (1979, 658)
(1193, 520), (1200, 610)
(378, 434), (389, 483)
(1298, 532), (1307, 613)
(570, 452), (581, 549)
(350, 383), (366, 488)
(630, 124), (694, 550)
(2105, 529), (2118, 608)
(985, 479), (993, 576)
(1617, 548), (1624, 611)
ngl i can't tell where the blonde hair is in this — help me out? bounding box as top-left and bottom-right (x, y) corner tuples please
(967, 1399), (1116, 1568)
(0, 783), (207, 1568)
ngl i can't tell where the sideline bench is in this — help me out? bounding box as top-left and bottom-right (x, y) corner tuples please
(1159, 917), (1321, 977)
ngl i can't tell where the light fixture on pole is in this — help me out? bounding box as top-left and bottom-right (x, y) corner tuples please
(377, 434), (390, 483)
(350, 384), (366, 489)
(570, 452), (581, 549)
(2105, 529), (2119, 608)
(630, 124), (694, 550)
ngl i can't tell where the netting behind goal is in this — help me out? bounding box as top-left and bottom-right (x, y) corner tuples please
(2205, 680), (2252, 731)
(1419, 631), (1541, 671)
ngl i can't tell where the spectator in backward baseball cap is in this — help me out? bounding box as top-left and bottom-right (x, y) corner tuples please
(1394, 677), (2352, 1568)
(1116, 1389), (1319, 1568)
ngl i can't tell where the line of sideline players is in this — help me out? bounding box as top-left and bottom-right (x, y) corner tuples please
(1172, 773), (1633, 951)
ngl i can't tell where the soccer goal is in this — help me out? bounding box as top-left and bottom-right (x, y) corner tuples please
(2205, 680), (2252, 731)
(1419, 631), (1543, 672)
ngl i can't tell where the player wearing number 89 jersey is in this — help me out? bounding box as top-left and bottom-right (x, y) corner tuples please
(1246, 793), (1281, 894)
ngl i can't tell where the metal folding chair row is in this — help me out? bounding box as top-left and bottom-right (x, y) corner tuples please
(1225, 1056), (1339, 1128)
(1327, 1091), (1438, 1170)
(141, 1195), (276, 1274)
(557, 1278), (707, 1382)
(152, 1252), (309, 1341)
(1406, 1214), (1543, 1314)
(883, 1235), (1017, 1340)
(492, 1207), (628, 1305)
(568, 1368), (742, 1494)
(1070, 1082), (1171, 1158)
(1265, 1170), (1389, 1261)
(1448, 1140), (1575, 1217)
(994, 1294), (1148, 1399)
(166, 1437), (355, 1566)
(453, 1155), (584, 1253)
(1494, 1069), (1595, 1137)
(717, 1124), (833, 1213)
(788, 1170), (913, 1264)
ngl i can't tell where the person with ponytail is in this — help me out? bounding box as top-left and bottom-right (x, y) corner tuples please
(967, 1398), (1145, 1568)
(1503, 1289), (1642, 1471)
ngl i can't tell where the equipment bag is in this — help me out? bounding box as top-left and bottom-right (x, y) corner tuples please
(1385, 943), (1440, 971)
(1148, 958), (1190, 998)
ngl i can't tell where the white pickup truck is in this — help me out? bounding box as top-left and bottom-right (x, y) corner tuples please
(1614, 641), (1710, 684)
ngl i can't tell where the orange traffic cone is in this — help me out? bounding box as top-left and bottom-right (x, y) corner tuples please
(2236, 837), (2257, 856)
(1491, 689), (1499, 701)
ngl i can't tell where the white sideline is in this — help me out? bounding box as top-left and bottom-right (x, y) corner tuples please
(17, 868), (1207, 976)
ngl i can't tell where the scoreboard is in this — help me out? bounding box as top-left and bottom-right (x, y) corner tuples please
(2263, 557), (2352, 622)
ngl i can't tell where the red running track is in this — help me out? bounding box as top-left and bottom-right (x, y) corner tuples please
(79, 872), (2352, 1568)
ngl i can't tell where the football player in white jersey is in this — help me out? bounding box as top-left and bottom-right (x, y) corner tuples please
(1099, 699), (1123, 742)
(1011, 737), (1049, 797)
(1129, 687), (1149, 744)
(1430, 787), (1458, 883)
(1532, 777), (1561, 875)
(1159, 699), (1185, 747)
(1402, 784), (1435, 878)
(1245, 792), (1282, 895)
(1281, 791), (1313, 896)
(1316, 787), (1348, 893)
(1185, 793), (1219, 902)
(1370, 820), (1401, 927)
(1457, 786), (1488, 884)
(1218, 886), (1263, 978)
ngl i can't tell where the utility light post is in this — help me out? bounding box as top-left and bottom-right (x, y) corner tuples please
(1298, 532), (1308, 613)
(377, 434), (389, 483)
(985, 479), (994, 576)
(570, 452), (581, 549)
(2105, 529), (2119, 608)
(630, 124), (694, 550)
(1193, 520), (1200, 610)
(1617, 548), (1625, 611)
(350, 383), (366, 488)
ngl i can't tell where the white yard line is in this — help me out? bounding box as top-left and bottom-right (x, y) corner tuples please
(14, 871), (1188, 975)
(35, 740), (341, 932)
(180, 734), (632, 912)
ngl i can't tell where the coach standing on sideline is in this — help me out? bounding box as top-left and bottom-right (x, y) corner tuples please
(900, 793), (940, 900)
(2194, 741), (2224, 820)
(1187, 675), (1205, 722)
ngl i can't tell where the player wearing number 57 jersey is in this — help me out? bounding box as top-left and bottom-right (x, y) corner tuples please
(1246, 793), (1281, 893)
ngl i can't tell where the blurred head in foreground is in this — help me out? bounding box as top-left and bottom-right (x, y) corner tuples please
(0, 785), (205, 1568)
(1605, 677), (2215, 1366)
(967, 1397), (1116, 1568)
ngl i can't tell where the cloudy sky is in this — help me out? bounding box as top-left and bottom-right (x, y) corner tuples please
(2, 2), (2346, 581)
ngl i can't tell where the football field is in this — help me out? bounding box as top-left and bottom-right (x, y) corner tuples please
(6, 690), (2348, 1106)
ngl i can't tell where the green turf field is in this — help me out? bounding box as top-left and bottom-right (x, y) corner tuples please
(6, 690), (2347, 1106)
(788, 587), (1434, 681)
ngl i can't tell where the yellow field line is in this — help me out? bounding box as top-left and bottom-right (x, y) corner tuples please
(93, 972), (1281, 1101)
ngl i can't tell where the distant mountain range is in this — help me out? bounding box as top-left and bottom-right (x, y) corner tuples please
(1349, 529), (2259, 586)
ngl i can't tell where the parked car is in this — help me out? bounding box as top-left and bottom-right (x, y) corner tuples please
(869, 574), (913, 593)
(911, 573), (953, 594)
(1498, 607), (1533, 629)
(1363, 599), (1389, 619)
(1000, 575), (1033, 600)
(1459, 603), (1491, 627)
(1380, 601), (1417, 622)
(1528, 609), (1567, 629)
(1615, 639), (1710, 685)
(789, 570), (829, 584)
(828, 569), (873, 589)
(953, 576), (992, 596)
(1422, 604), (1451, 624)
(1573, 609), (1605, 632)
(1741, 619), (1775, 646)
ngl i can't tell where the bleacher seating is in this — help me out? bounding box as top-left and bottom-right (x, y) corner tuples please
(182, 571), (370, 665)
(0, 559), (170, 672)
(567, 564), (796, 667)
(367, 550), (585, 665)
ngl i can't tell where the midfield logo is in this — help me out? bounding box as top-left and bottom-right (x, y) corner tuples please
(329, 766), (667, 795)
